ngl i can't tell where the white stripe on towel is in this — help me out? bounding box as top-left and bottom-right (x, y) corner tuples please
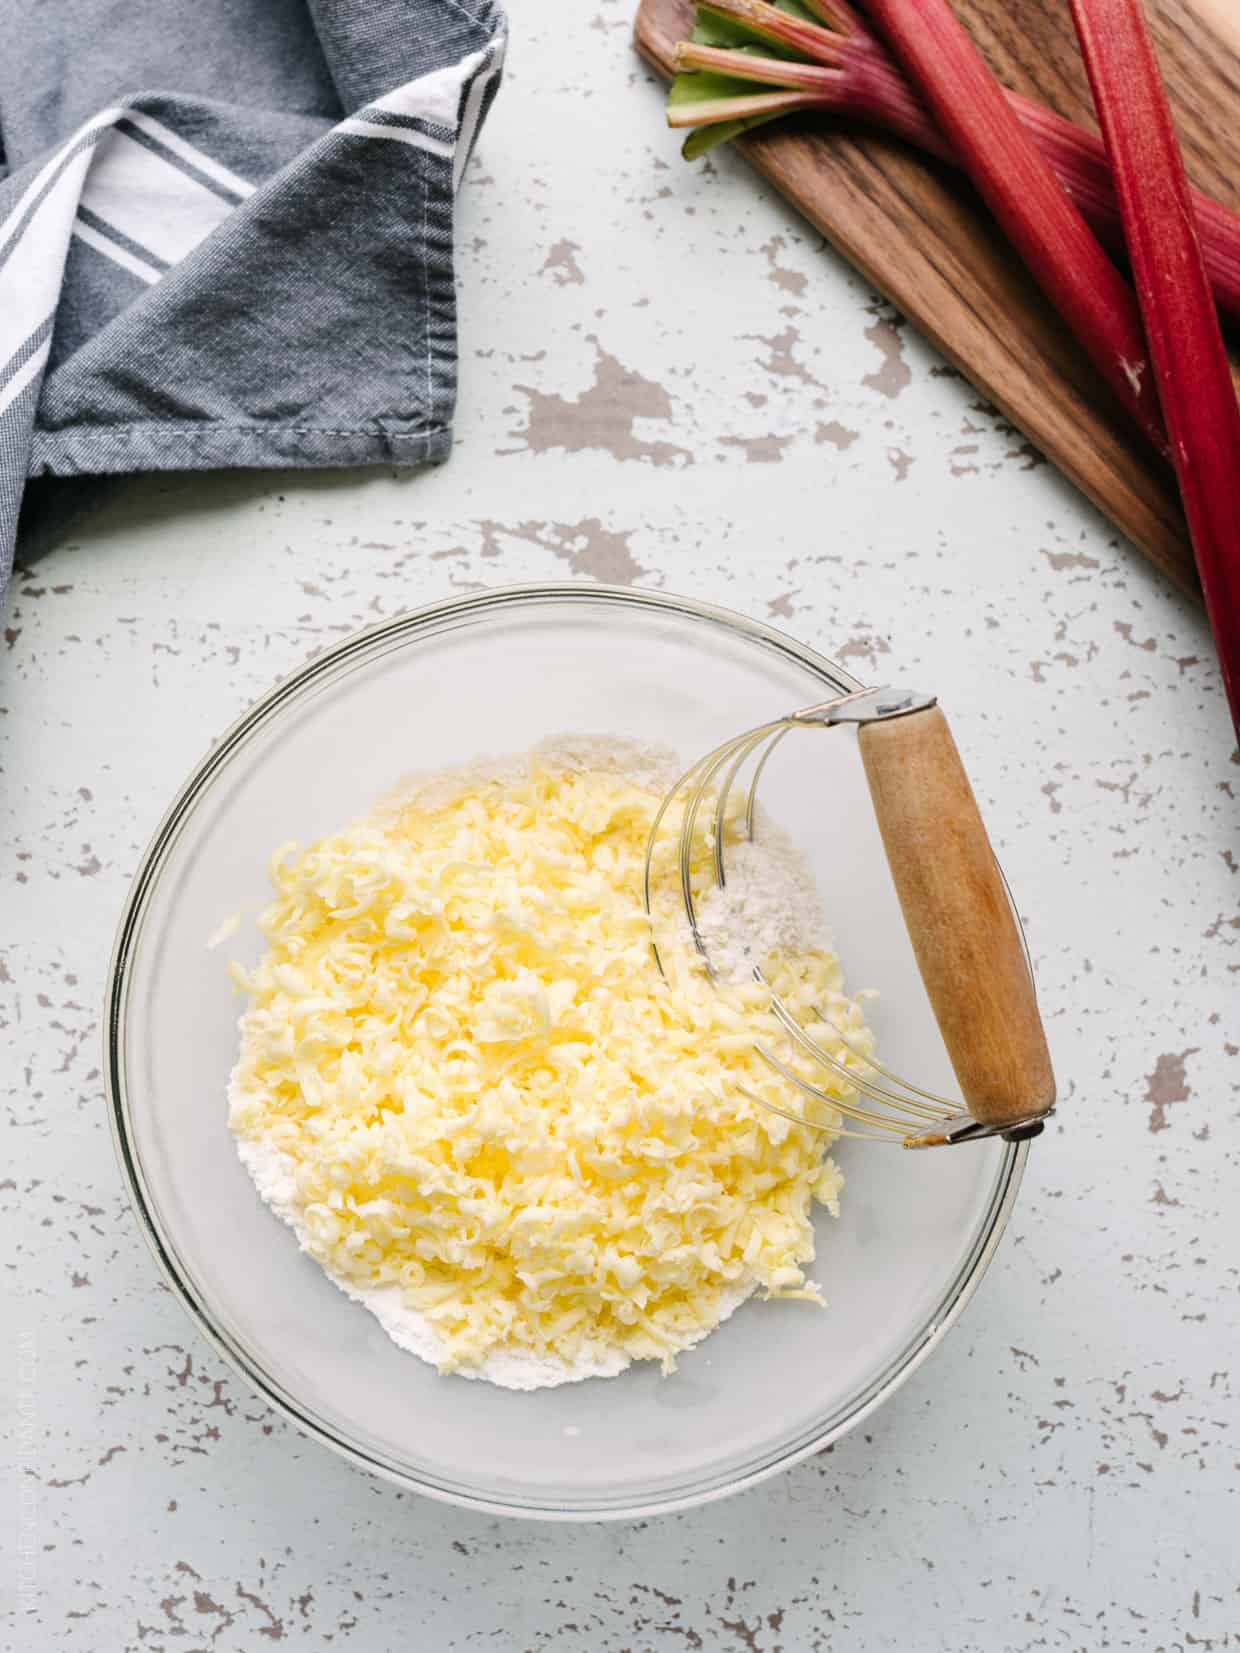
(0, 337), (51, 418)
(122, 109), (255, 199)
(81, 129), (236, 266)
(73, 216), (162, 283)
(372, 48), (489, 126)
(337, 118), (454, 157)
(0, 143), (102, 362)
(0, 106), (123, 252)
(453, 48), (503, 194)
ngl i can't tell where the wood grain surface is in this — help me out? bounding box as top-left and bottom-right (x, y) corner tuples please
(635, 0), (1240, 597)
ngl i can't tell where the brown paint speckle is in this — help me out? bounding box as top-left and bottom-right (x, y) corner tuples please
(745, 324), (821, 388)
(541, 238), (585, 286)
(1114, 620), (1158, 652)
(760, 234), (807, 297)
(508, 339), (691, 467)
(862, 314), (911, 398)
(1144, 1049), (1198, 1133)
(1043, 548), (1101, 573)
(479, 518), (647, 584)
(888, 447), (914, 481)
(815, 419), (858, 450)
(719, 433), (792, 463)
(837, 632), (892, 668)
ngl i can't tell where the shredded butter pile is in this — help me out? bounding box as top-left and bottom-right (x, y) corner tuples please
(228, 742), (875, 1381)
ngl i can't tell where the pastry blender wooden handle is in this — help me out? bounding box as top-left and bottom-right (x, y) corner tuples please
(836, 694), (1056, 1136)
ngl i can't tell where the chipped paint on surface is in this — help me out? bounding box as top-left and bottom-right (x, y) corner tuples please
(719, 432), (794, 464)
(541, 238), (586, 286)
(1144, 1049), (1198, 1134)
(478, 516), (649, 584)
(814, 419), (858, 450)
(862, 309), (911, 399)
(744, 324), (824, 390)
(507, 337), (692, 467)
(887, 447), (913, 481)
(760, 234), (808, 297)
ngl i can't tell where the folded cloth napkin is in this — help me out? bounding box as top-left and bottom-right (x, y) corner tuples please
(0, 0), (506, 602)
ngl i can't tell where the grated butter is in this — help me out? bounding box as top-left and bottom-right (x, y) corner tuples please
(227, 737), (875, 1387)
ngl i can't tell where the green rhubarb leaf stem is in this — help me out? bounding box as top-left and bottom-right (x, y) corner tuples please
(667, 88), (831, 129)
(674, 41), (845, 92)
(696, 0), (847, 66)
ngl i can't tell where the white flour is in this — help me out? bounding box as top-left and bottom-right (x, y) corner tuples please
(231, 736), (827, 1391)
(695, 818), (829, 984)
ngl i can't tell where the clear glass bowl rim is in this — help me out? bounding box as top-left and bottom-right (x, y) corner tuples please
(104, 582), (1027, 1522)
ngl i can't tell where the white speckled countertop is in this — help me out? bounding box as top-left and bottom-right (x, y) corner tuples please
(3, 2), (1238, 1647)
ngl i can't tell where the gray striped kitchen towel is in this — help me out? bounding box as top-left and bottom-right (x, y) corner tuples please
(0, 0), (506, 603)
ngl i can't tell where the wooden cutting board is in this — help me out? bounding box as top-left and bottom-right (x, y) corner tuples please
(634, 0), (1240, 597)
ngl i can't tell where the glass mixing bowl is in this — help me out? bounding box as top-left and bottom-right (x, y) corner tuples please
(106, 584), (1026, 1520)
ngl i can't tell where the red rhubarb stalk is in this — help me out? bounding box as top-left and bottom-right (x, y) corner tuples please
(1011, 93), (1240, 321)
(1070, 0), (1240, 734)
(676, 0), (1240, 322)
(844, 0), (1168, 450)
(839, 29), (1240, 319)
